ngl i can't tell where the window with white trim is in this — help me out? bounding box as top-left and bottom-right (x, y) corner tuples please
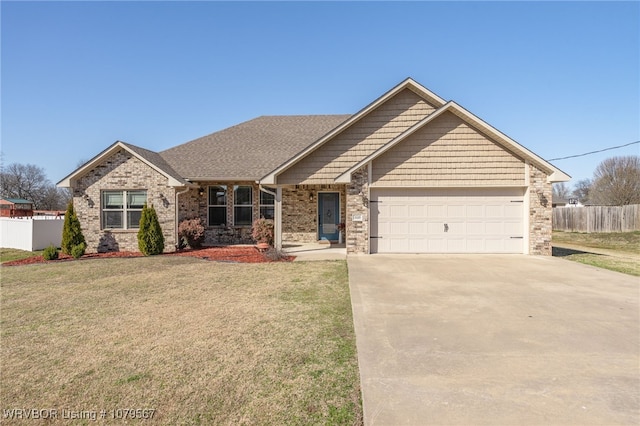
(102, 190), (147, 229)
(208, 186), (227, 226)
(259, 190), (275, 220)
(233, 185), (253, 226)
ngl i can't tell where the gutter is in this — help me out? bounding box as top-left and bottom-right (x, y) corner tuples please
(174, 186), (192, 249)
(258, 184), (282, 251)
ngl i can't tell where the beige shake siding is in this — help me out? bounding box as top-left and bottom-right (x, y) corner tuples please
(371, 111), (526, 186)
(278, 88), (437, 184)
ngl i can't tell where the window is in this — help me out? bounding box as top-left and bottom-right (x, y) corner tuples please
(234, 185), (253, 226)
(208, 186), (227, 226)
(102, 190), (147, 229)
(260, 190), (275, 220)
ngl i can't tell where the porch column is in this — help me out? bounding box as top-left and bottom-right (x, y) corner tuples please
(275, 186), (282, 251)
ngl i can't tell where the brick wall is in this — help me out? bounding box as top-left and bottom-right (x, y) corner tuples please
(178, 182), (260, 245)
(529, 165), (553, 255)
(74, 150), (176, 253)
(282, 185), (346, 243)
(346, 166), (369, 254)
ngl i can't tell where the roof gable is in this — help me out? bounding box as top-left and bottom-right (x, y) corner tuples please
(336, 101), (569, 183)
(261, 78), (446, 184)
(57, 141), (190, 188)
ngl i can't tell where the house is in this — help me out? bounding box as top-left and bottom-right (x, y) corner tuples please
(552, 196), (583, 208)
(0, 198), (34, 218)
(57, 78), (570, 255)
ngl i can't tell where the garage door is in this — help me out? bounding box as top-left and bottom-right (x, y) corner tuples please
(371, 188), (525, 253)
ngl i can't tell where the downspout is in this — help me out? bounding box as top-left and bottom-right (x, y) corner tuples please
(259, 184), (282, 251)
(174, 186), (191, 250)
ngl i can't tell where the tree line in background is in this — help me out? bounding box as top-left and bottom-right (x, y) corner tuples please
(553, 155), (639, 206)
(1, 155), (638, 210)
(0, 162), (71, 210)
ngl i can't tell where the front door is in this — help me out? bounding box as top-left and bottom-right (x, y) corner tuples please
(318, 192), (340, 241)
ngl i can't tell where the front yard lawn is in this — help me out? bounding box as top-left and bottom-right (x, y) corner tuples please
(0, 248), (44, 263)
(0, 257), (362, 424)
(553, 231), (640, 276)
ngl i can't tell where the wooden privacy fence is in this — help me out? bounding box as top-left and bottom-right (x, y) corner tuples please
(553, 204), (640, 232)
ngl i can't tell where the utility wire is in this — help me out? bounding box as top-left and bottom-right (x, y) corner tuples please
(549, 140), (640, 161)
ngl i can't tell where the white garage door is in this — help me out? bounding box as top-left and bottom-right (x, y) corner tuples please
(371, 188), (525, 253)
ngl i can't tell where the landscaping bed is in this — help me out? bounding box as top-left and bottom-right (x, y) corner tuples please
(1, 246), (293, 266)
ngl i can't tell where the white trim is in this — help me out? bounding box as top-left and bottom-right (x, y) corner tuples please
(207, 184), (228, 227)
(261, 78), (446, 184)
(232, 184), (253, 226)
(523, 161), (531, 254)
(335, 103), (452, 183)
(101, 189), (147, 230)
(369, 183), (528, 188)
(57, 141), (187, 188)
(445, 103), (570, 182)
(317, 191), (341, 241)
(336, 101), (570, 184)
(275, 187), (282, 250)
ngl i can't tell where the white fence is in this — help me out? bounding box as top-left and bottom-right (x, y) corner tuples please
(0, 216), (64, 251)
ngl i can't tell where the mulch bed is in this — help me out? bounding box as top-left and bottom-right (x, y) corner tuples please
(2, 246), (294, 267)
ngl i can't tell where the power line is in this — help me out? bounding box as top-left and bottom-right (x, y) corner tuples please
(549, 141), (640, 161)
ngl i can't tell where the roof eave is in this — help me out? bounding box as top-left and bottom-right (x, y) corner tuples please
(57, 141), (189, 188)
(335, 101), (571, 184)
(262, 77), (447, 184)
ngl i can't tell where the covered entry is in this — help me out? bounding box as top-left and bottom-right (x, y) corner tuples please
(370, 187), (525, 253)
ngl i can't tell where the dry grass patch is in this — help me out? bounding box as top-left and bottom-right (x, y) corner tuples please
(1, 257), (361, 424)
(0, 248), (43, 263)
(553, 231), (640, 276)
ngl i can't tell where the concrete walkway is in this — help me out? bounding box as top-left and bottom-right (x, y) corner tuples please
(283, 242), (346, 261)
(348, 254), (639, 425)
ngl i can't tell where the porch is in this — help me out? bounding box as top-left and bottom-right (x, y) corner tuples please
(283, 242), (347, 261)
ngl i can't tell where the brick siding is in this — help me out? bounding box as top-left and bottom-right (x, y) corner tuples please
(529, 165), (553, 255)
(282, 185), (346, 243)
(74, 149), (176, 253)
(178, 182), (260, 245)
(346, 167), (369, 254)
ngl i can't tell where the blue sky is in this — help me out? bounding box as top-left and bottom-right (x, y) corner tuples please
(2, 1), (638, 186)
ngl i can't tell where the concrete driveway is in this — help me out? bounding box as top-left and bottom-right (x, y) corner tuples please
(348, 255), (639, 425)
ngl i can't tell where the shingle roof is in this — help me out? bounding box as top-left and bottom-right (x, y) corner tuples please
(159, 115), (350, 181)
(119, 141), (190, 186)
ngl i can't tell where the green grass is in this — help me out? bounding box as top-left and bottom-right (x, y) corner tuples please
(0, 257), (362, 425)
(552, 231), (640, 254)
(0, 248), (43, 263)
(553, 231), (640, 276)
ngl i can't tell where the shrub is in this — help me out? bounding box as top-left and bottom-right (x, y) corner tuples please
(178, 218), (205, 249)
(43, 244), (59, 261)
(61, 201), (86, 255)
(251, 218), (274, 246)
(263, 247), (289, 262)
(70, 242), (86, 259)
(137, 203), (165, 256)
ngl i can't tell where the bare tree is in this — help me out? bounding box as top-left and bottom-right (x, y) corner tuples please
(589, 156), (640, 205)
(0, 162), (70, 209)
(572, 178), (592, 204)
(552, 182), (571, 202)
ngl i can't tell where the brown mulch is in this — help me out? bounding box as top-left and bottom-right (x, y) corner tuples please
(1, 246), (294, 267)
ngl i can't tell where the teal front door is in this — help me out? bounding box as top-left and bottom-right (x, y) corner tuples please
(318, 192), (340, 241)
